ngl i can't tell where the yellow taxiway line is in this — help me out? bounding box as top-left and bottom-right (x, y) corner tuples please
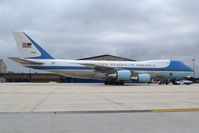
(151, 108), (199, 112)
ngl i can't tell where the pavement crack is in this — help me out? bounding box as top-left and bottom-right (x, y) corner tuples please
(97, 94), (123, 105)
(50, 112), (56, 133)
(31, 88), (56, 112)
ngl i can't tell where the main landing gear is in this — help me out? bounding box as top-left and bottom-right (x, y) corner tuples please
(158, 80), (170, 85)
(158, 80), (180, 85)
(104, 80), (124, 85)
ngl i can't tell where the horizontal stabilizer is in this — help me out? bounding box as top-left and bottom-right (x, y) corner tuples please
(8, 57), (44, 65)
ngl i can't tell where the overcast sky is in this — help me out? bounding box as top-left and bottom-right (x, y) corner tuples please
(0, 0), (199, 75)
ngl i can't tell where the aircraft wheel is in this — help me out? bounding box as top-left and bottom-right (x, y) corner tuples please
(104, 81), (124, 85)
(119, 82), (124, 85)
(165, 80), (169, 85)
(114, 81), (124, 85)
(104, 80), (114, 85)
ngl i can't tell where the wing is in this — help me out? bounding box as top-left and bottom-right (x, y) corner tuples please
(81, 63), (119, 73)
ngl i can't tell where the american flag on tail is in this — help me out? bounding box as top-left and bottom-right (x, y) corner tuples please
(22, 42), (32, 48)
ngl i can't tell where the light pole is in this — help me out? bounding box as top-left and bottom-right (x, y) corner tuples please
(192, 59), (195, 78)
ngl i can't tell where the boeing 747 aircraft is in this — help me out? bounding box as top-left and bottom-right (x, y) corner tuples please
(9, 32), (193, 85)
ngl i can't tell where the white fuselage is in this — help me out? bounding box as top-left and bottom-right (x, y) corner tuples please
(23, 59), (193, 81)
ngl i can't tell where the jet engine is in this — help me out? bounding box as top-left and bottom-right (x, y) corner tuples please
(107, 70), (151, 83)
(137, 74), (151, 83)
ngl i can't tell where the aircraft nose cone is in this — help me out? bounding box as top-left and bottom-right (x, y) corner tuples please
(186, 65), (193, 72)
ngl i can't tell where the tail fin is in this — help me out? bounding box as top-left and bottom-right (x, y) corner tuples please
(12, 32), (54, 59)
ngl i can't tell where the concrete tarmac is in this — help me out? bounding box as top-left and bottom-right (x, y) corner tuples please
(0, 83), (199, 133)
(1, 111), (199, 133)
(0, 83), (199, 112)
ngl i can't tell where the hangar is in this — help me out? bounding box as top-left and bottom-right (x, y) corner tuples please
(78, 54), (135, 61)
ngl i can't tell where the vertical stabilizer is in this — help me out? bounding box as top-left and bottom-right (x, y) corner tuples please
(12, 32), (54, 59)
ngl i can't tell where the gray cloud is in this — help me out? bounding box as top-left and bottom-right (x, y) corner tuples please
(0, 0), (199, 75)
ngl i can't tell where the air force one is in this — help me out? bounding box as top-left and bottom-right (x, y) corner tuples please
(9, 32), (193, 85)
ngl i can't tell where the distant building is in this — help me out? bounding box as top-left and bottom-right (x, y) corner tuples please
(0, 59), (7, 73)
(0, 73), (105, 83)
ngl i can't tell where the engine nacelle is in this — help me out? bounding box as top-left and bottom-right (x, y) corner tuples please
(137, 74), (151, 83)
(117, 70), (131, 81)
(107, 70), (151, 83)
